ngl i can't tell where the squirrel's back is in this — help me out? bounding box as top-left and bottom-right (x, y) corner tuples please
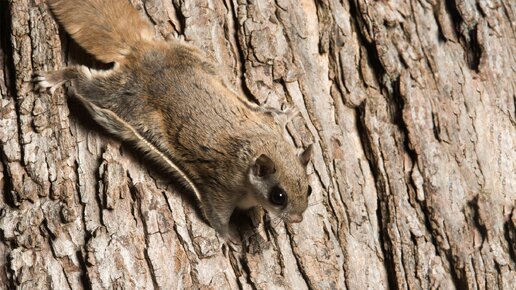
(48, 0), (154, 63)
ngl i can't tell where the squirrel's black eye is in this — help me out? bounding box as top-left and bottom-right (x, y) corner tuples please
(307, 185), (312, 196)
(269, 186), (287, 206)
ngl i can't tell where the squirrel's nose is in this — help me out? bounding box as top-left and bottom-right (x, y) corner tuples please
(288, 213), (303, 223)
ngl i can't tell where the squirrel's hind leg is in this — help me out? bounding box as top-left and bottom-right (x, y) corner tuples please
(33, 64), (120, 93)
(33, 65), (125, 107)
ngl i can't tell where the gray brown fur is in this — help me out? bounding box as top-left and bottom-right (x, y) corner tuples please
(35, 0), (313, 239)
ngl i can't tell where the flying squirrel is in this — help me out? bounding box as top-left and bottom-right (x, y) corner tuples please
(34, 0), (313, 241)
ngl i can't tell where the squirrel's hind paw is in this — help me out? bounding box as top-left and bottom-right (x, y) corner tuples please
(32, 71), (67, 95)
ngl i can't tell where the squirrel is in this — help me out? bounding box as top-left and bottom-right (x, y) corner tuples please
(34, 0), (313, 241)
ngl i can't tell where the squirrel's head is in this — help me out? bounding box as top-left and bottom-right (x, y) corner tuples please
(248, 143), (313, 224)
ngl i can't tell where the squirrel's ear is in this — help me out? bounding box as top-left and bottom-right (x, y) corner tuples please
(251, 154), (276, 177)
(299, 144), (314, 167)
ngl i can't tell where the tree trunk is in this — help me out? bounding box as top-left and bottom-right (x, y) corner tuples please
(1, 0), (514, 289)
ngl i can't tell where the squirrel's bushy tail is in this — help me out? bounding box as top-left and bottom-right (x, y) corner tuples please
(48, 0), (154, 63)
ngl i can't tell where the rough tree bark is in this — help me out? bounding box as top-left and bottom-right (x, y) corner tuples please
(1, 0), (514, 289)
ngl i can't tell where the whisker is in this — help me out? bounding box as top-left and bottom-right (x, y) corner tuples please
(271, 213), (287, 232)
(307, 200), (323, 207)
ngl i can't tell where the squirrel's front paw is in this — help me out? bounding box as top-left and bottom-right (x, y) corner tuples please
(219, 229), (242, 253)
(281, 104), (300, 120)
(32, 71), (66, 94)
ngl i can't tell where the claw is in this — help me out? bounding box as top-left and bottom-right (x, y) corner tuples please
(32, 76), (46, 82)
(32, 72), (65, 95)
(221, 236), (242, 254)
(171, 31), (186, 42)
(219, 229), (242, 254)
(283, 106), (300, 122)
